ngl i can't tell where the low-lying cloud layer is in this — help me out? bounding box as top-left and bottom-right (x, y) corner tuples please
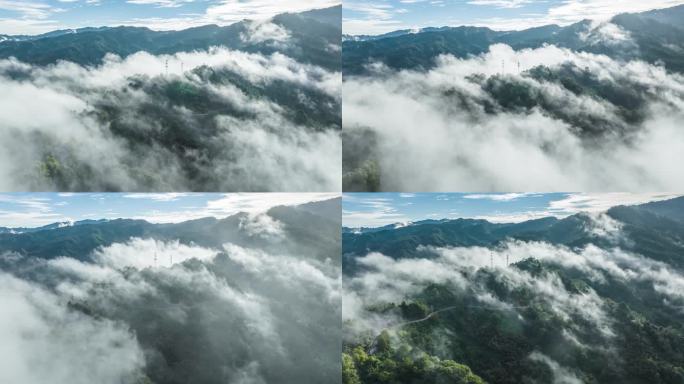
(343, 42), (684, 191)
(343, 212), (684, 381)
(1, 231), (342, 383)
(0, 272), (145, 384)
(344, 241), (622, 343)
(0, 46), (341, 191)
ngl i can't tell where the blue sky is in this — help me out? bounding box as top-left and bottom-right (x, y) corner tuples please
(0, 193), (338, 228)
(343, 193), (682, 228)
(0, 0), (340, 35)
(343, 0), (684, 35)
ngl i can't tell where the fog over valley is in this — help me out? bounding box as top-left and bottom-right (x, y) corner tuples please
(0, 196), (342, 384)
(342, 5), (684, 192)
(0, 6), (342, 192)
(342, 194), (684, 384)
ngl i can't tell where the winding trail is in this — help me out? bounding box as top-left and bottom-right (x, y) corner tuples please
(387, 303), (532, 329)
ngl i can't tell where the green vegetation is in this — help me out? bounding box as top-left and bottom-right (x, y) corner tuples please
(344, 335), (485, 384)
(344, 198), (684, 384)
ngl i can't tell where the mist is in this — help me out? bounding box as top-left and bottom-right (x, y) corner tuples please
(0, 203), (342, 384)
(0, 45), (341, 192)
(342, 210), (684, 382)
(343, 43), (684, 191)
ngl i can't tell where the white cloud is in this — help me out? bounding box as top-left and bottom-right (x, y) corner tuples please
(239, 213), (285, 241)
(132, 193), (339, 223)
(1, 0), (339, 35)
(468, 0), (684, 31)
(476, 193), (682, 223)
(548, 193), (681, 216)
(473, 210), (558, 223)
(344, 44), (684, 191)
(345, 241), (617, 341)
(0, 47), (341, 192)
(343, 1), (414, 35)
(122, 193), (194, 202)
(126, 0), (194, 8)
(0, 0), (56, 20)
(343, 197), (407, 228)
(342, 17), (410, 35)
(0, 272), (145, 384)
(94, 238), (219, 269)
(0, 226), (342, 383)
(468, 0), (533, 9)
(547, 0), (684, 25)
(207, 0), (340, 24)
(0, 195), (71, 227)
(464, 193), (536, 201)
(529, 352), (583, 384)
(240, 20), (291, 44)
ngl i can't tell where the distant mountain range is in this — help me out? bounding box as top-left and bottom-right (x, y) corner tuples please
(0, 5), (341, 70)
(343, 5), (684, 74)
(343, 196), (684, 273)
(0, 198), (340, 263)
(0, 219), (108, 234)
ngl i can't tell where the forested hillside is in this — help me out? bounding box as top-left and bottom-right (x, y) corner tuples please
(343, 197), (684, 383)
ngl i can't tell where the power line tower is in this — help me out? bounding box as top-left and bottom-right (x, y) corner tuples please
(165, 59), (169, 76)
(490, 253), (494, 269)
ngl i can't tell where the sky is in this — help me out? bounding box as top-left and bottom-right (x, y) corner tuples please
(343, 0), (684, 35)
(0, 193), (339, 228)
(0, 0), (340, 35)
(343, 193), (683, 228)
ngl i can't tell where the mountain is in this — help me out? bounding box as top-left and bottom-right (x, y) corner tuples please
(0, 6), (341, 192)
(297, 5), (342, 28)
(0, 198), (340, 263)
(343, 5), (684, 74)
(638, 4), (684, 29)
(637, 197), (684, 223)
(343, 197), (684, 273)
(0, 27), (112, 43)
(343, 196), (684, 384)
(0, 198), (341, 384)
(343, 219), (453, 234)
(0, 219), (109, 234)
(0, 6), (341, 70)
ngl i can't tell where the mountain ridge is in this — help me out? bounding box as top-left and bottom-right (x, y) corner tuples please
(343, 196), (684, 273)
(0, 6), (342, 69)
(0, 198), (341, 262)
(342, 4), (684, 74)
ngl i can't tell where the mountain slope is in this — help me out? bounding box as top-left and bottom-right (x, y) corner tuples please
(0, 198), (341, 262)
(343, 197), (684, 271)
(343, 197), (684, 384)
(0, 6), (341, 70)
(343, 5), (684, 74)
